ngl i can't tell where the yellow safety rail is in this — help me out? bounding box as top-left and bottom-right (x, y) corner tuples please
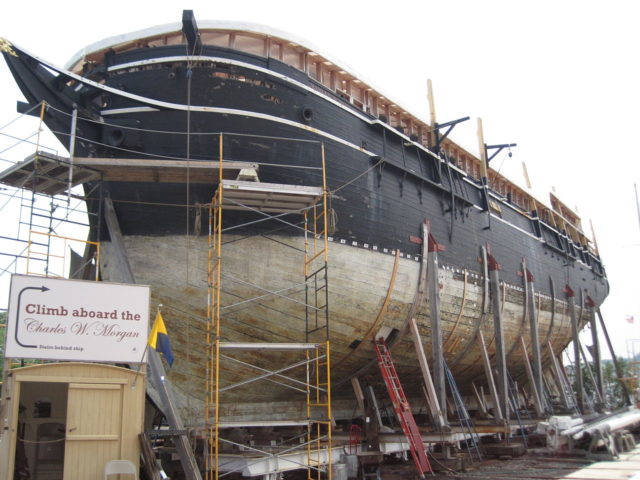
(26, 230), (100, 280)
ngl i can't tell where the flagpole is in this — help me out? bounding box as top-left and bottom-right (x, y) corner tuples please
(133, 303), (162, 388)
(131, 343), (149, 388)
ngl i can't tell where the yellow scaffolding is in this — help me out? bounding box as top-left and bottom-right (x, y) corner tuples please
(205, 133), (332, 480)
(26, 230), (100, 280)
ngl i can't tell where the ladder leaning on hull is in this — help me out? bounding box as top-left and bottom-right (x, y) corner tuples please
(372, 337), (432, 478)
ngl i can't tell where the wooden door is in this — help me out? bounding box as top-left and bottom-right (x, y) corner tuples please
(63, 383), (123, 480)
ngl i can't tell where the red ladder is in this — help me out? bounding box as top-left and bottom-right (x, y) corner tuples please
(373, 337), (432, 478)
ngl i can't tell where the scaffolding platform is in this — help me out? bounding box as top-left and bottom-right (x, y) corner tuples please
(73, 157), (257, 184)
(218, 179), (323, 213)
(0, 151), (260, 195)
(0, 151), (100, 195)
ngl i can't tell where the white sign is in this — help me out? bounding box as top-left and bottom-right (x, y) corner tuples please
(5, 275), (150, 363)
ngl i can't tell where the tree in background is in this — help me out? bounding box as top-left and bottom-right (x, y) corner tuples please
(576, 357), (633, 409)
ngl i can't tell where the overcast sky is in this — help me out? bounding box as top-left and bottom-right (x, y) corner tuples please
(1, 0), (638, 359)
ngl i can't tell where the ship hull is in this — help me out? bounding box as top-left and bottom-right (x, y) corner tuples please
(101, 233), (581, 422)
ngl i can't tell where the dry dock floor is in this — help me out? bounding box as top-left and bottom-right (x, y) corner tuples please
(378, 445), (640, 480)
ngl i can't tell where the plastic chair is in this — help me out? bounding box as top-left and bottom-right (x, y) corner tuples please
(104, 459), (138, 479)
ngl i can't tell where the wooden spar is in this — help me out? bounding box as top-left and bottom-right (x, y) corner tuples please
(478, 330), (503, 421)
(103, 198), (202, 480)
(566, 285), (584, 414)
(351, 377), (366, 417)
(589, 219), (600, 257)
(487, 251), (509, 422)
(519, 337), (544, 417)
(524, 267), (544, 411)
(427, 79), (437, 149)
(409, 317), (446, 429)
(477, 118), (488, 181)
(427, 227), (447, 423)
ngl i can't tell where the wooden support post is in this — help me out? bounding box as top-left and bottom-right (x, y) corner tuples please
(524, 267), (544, 410)
(579, 341), (604, 407)
(488, 251), (509, 421)
(597, 308), (632, 406)
(104, 199), (201, 480)
(351, 377), (366, 417)
(104, 196), (135, 284)
(566, 285), (584, 414)
(410, 317), (446, 429)
(587, 301), (605, 404)
(547, 341), (572, 410)
(519, 337), (544, 417)
(472, 382), (488, 416)
(478, 330), (503, 421)
(427, 230), (447, 423)
(365, 385), (384, 429)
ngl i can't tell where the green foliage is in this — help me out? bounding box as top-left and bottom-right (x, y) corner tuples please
(576, 357), (632, 409)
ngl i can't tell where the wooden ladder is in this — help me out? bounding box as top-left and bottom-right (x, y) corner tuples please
(372, 338), (432, 478)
